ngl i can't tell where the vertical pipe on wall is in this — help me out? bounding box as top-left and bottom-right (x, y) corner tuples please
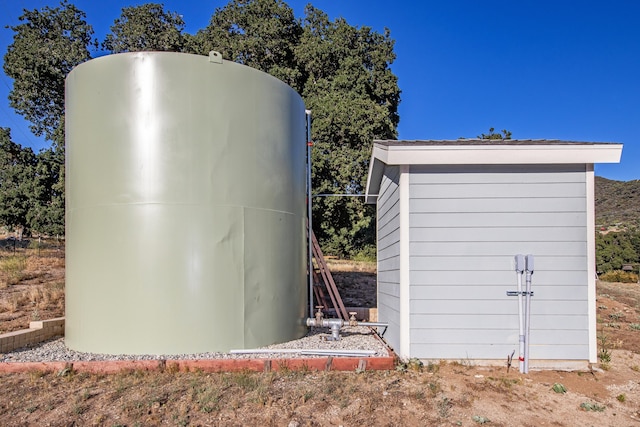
(524, 254), (534, 373)
(306, 109), (313, 318)
(514, 254), (525, 373)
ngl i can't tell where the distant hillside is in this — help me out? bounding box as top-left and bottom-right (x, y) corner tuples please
(595, 176), (640, 227)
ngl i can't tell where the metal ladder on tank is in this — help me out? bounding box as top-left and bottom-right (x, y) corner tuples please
(307, 227), (349, 321)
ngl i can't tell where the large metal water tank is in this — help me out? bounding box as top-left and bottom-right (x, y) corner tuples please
(65, 51), (307, 354)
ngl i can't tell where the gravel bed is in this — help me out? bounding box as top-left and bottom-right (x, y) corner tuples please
(0, 326), (389, 363)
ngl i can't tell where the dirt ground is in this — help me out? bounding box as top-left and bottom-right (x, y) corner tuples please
(1, 245), (640, 426)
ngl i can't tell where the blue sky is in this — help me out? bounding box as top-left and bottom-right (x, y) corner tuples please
(1, 0), (638, 180)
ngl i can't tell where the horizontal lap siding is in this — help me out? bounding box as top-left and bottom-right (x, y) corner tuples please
(411, 344), (589, 360)
(411, 314), (588, 330)
(377, 166), (401, 352)
(410, 256), (586, 271)
(408, 164), (589, 361)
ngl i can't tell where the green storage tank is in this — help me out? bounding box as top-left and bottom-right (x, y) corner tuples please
(65, 51), (307, 354)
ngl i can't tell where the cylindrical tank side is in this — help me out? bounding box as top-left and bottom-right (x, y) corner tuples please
(65, 52), (307, 354)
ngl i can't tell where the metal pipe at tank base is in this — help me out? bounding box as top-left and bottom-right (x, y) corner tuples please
(306, 317), (388, 341)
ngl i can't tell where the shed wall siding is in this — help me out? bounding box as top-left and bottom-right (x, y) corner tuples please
(408, 164), (589, 361)
(376, 166), (401, 352)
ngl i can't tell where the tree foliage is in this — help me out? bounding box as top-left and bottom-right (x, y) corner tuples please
(594, 177), (640, 274)
(0, 128), (36, 233)
(478, 127), (512, 140)
(298, 6), (399, 256)
(0, 128), (64, 236)
(191, 0), (302, 89)
(596, 230), (640, 273)
(103, 3), (186, 53)
(3, 0), (94, 142)
(28, 146), (65, 236)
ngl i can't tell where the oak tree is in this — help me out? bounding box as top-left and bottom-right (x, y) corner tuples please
(103, 3), (186, 53)
(3, 0), (94, 142)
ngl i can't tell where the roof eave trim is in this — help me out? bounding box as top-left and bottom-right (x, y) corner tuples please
(365, 149), (386, 203)
(364, 143), (623, 204)
(375, 143), (623, 165)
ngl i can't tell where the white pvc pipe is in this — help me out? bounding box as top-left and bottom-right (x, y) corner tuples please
(517, 269), (525, 373)
(524, 254), (534, 374)
(515, 254), (525, 373)
(229, 349), (377, 357)
(230, 349), (301, 354)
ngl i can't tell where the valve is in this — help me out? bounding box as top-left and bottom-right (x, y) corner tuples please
(349, 311), (358, 326)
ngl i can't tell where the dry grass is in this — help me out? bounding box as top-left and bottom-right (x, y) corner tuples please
(0, 255), (27, 287)
(0, 283), (64, 315)
(0, 293), (28, 313)
(0, 238), (65, 326)
(25, 284), (65, 310)
(42, 282), (65, 307)
(325, 259), (376, 273)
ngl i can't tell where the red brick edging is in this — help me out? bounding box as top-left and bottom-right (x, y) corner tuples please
(0, 355), (396, 374)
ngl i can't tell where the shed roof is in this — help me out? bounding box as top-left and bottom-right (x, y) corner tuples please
(365, 139), (623, 203)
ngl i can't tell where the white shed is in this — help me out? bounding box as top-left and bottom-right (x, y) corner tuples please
(365, 140), (623, 369)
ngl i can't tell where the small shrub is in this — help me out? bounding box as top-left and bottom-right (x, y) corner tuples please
(552, 383), (567, 394)
(472, 415), (491, 424)
(616, 393), (626, 403)
(599, 270), (638, 283)
(428, 380), (441, 397)
(437, 396), (451, 418)
(609, 311), (625, 321)
(407, 358), (423, 372)
(196, 387), (222, 413)
(629, 323), (640, 331)
(302, 390), (314, 403)
(452, 356), (474, 368)
(598, 332), (612, 365)
(580, 401), (605, 412)
(411, 390), (426, 400)
(351, 246), (377, 262)
(229, 370), (259, 392)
